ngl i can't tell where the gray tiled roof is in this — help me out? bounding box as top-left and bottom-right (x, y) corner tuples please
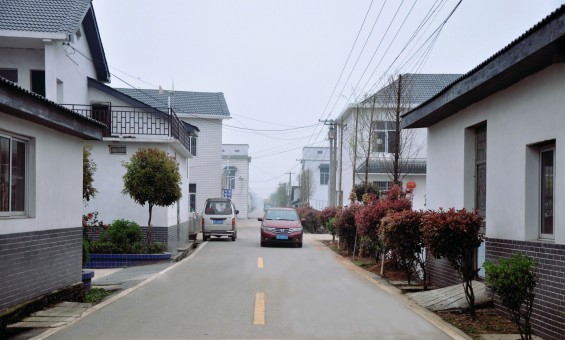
(115, 88), (231, 117)
(356, 159), (426, 174)
(365, 74), (462, 104)
(0, 0), (91, 35)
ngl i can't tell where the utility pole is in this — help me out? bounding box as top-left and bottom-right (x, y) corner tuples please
(338, 122), (344, 206)
(285, 171), (294, 207)
(320, 119), (337, 207)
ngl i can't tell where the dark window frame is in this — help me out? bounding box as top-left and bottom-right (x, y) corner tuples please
(30, 69), (46, 97)
(320, 166), (329, 185)
(540, 145), (555, 239)
(475, 126), (487, 221)
(0, 132), (28, 216)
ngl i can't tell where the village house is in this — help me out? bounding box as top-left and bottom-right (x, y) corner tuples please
(336, 74), (461, 209)
(114, 88), (232, 215)
(0, 76), (105, 312)
(402, 6), (565, 340)
(221, 144), (251, 218)
(299, 146), (330, 210)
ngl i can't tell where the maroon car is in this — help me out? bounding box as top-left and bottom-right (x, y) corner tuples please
(259, 208), (304, 248)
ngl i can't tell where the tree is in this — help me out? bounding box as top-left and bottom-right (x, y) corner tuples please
(483, 254), (539, 340)
(121, 148), (182, 245)
(269, 182), (289, 207)
(83, 142), (98, 205)
(371, 73), (425, 186)
(297, 168), (315, 206)
(421, 208), (484, 317)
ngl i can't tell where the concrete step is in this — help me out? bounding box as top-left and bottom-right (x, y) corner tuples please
(6, 302), (92, 330)
(171, 241), (196, 262)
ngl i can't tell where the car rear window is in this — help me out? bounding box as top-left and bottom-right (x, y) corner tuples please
(265, 210), (299, 221)
(205, 201), (232, 215)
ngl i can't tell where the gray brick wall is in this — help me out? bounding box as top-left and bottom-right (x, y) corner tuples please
(486, 238), (565, 340)
(0, 228), (82, 312)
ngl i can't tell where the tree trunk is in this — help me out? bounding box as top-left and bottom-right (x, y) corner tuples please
(364, 96), (377, 194)
(352, 108), (359, 197)
(146, 204), (153, 246)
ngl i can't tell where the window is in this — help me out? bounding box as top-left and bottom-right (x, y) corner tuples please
(235, 150), (240, 153)
(317, 151), (322, 154)
(372, 121), (397, 153)
(475, 126), (487, 220)
(205, 200), (232, 215)
(0, 134), (27, 216)
(31, 70), (46, 97)
(540, 146), (555, 238)
(227, 168), (236, 189)
(0, 69), (18, 83)
(109, 145), (126, 155)
(190, 137), (197, 157)
(189, 184), (196, 212)
(320, 165), (329, 185)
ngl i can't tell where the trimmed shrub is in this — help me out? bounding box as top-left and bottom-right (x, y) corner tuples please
(380, 210), (426, 286)
(334, 203), (363, 252)
(483, 254), (539, 340)
(354, 186), (412, 257)
(100, 219), (143, 249)
(302, 209), (320, 233)
(88, 241), (166, 255)
(82, 239), (90, 265)
(421, 208), (484, 317)
(352, 183), (381, 202)
(319, 206), (338, 239)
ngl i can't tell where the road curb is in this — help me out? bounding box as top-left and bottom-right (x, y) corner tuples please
(310, 239), (473, 340)
(30, 241), (209, 340)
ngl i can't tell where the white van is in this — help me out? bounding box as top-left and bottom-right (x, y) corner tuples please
(201, 197), (238, 241)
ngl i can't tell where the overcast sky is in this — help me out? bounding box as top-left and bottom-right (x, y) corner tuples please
(93, 0), (565, 199)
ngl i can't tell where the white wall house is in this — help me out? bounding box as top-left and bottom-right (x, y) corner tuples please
(76, 79), (198, 253)
(402, 6), (565, 340)
(115, 88), (232, 215)
(299, 147), (330, 210)
(335, 74), (461, 209)
(222, 144), (251, 218)
(0, 0), (110, 313)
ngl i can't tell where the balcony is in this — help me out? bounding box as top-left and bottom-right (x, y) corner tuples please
(64, 104), (195, 153)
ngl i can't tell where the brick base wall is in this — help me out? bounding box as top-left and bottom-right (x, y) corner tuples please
(0, 228), (82, 312)
(486, 238), (565, 340)
(428, 256), (461, 288)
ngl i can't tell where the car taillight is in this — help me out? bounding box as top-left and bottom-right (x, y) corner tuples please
(202, 218), (205, 227)
(232, 218), (235, 227)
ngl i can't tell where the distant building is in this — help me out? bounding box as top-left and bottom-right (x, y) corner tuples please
(299, 147), (330, 210)
(336, 74), (462, 209)
(222, 144), (251, 218)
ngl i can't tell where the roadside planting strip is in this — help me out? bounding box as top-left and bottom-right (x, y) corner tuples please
(30, 241), (209, 340)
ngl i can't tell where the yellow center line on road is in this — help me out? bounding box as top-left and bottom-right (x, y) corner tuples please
(253, 292), (265, 325)
(258, 257), (263, 268)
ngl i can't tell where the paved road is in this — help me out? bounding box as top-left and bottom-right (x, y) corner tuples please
(47, 219), (451, 340)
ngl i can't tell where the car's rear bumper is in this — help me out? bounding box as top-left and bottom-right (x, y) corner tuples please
(260, 231), (303, 244)
(204, 230), (235, 237)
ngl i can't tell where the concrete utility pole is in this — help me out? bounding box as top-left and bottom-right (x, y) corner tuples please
(285, 172), (294, 206)
(320, 119), (337, 207)
(338, 122), (344, 206)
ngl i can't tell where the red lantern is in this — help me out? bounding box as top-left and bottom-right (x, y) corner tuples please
(407, 182), (417, 191)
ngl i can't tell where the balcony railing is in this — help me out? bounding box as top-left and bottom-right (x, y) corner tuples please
(64, 104), (192, 153)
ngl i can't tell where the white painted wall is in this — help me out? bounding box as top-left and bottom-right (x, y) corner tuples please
(221, 156), (250, 218)
(0, 111), (83, 234)
(300, 147), (330, 210)
(181, 117), (223, 214)
(426, 63), (565, 244)
(84, 140), (190, 228)
(0, 24), (98, 104)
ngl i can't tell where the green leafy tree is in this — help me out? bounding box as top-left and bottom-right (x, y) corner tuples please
(83, 142), (98, 205)
(483, 254), (539, 340)
(121, 148), (182, 245)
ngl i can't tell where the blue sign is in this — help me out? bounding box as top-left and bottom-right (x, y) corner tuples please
(223, 189), (232, 199)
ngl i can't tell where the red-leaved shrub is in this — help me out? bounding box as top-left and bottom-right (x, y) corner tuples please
(380, 210), (425, 286)
(421, 208), (484, 316)
(319, 206), (338, 238)
(294, 207), (320, 233)
(354, 186), (412, 256)
(334, 203), (363, 252)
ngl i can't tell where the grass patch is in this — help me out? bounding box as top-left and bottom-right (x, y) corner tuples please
(329, 247), (339, 251)
(352, 261), (375, 268)
(85, 288), (114, 304)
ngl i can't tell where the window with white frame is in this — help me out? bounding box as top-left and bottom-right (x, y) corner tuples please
(373, 181), (403, 191)
(190, 137), (197, 157)
(540, 145), (555, 239)
(226, 167), (236, 189)
(0, 133), (27, 216)
(320, 165), (329, 185)
(372, 121), (397, 153)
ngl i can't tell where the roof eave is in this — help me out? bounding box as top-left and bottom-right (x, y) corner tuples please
(82, 5), (111, 83)
(402, 6), (565, 129)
